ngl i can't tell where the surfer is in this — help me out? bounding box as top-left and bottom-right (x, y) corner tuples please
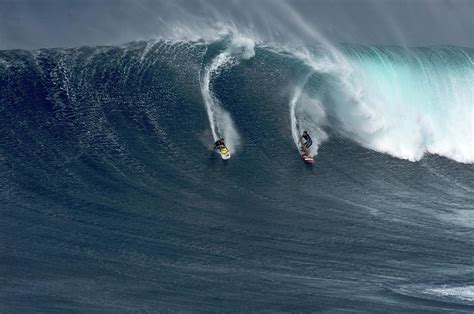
(213, 138), (226, 150)
(298, 131), (312, 153)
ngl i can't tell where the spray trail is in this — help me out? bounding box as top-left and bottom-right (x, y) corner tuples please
(290, 78), (329, 156)
(289, 50), (335, 156)
(200, 34), (255, 153)
(200, 51), (241, 153)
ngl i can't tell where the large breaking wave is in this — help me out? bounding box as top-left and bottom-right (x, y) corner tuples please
(1, 36), (472, 162)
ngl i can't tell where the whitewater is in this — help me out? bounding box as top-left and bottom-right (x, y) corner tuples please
(1, 26), (473, 313)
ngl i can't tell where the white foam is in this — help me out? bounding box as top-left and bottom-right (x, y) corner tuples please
(426, 285), (474, 302)
(294, 46), (474, 164)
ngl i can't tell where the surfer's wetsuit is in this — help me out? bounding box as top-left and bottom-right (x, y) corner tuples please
(214, 140), (225, 149)
(301, 133), (312, 149)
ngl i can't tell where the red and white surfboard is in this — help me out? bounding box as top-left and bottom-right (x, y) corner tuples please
(300, 150), (314, 164)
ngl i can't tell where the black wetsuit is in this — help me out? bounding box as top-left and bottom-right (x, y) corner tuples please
(302, 133), (312, 148)
(214, 140), (225, 149)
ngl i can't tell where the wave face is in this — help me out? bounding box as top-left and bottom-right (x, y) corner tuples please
(1, 39), (473, 312)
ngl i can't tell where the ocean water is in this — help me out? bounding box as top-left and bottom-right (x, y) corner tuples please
(1, 38), (473, 312)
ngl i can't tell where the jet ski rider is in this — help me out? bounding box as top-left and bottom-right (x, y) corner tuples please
(214, 138), (226, 150)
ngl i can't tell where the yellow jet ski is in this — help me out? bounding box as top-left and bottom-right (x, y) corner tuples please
(218, 145), (231, 160)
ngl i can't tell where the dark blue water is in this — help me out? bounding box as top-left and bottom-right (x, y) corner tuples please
(1, 41), (473, 312)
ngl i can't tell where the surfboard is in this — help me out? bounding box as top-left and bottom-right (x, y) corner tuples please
(218, 146), (231, 160)
(300, 150), (314, 164)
